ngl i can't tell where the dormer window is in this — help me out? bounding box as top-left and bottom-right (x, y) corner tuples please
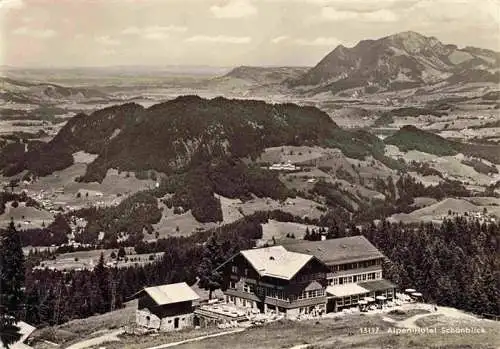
(232, 265), (238, 274)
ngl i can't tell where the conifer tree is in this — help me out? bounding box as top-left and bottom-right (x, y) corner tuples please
(0, 219), (25, 348)
(197, 235), (224, 299)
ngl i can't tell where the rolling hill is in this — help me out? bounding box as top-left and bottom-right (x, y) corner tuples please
(203, 66), (309, 95)
(218, 66), (309, 85)
(289, 31), (500, 94)
(0, 76), (106, 103)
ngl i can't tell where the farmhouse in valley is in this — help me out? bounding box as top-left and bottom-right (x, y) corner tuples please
(216, 236), (396, 315)
(134, 282), (200, 331)
(268, 160), (300, 171)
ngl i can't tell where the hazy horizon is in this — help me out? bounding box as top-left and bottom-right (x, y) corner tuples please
(1, 0), (499, 68)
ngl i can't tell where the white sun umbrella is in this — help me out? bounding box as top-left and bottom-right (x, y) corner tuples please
(364, 297), (375, 302)
(405, 288), (416, 293)
(376, 295), (387, 301)
(411, 292), (423, 297)
(358, 299), (368, 305)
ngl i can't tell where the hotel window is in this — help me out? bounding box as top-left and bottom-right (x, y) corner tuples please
(231, 265), (238, 274)
(256, 286), (265, 296)
(229, 281), (236, 289)
(347, 276), (353, 283)
(353, 275), (357, 282)
(333, 278), (338, 285)
(362, 274), (367, 281)
(298, 291), (306, 300)
(367, 273), (375, 280)
(376, 272), (381, 279)
(244, 283), (254, 293)
(244, 268), (249, 276)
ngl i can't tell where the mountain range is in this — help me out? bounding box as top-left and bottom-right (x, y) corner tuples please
(291, 31), (499, 93)
(220, 31), (500, 96)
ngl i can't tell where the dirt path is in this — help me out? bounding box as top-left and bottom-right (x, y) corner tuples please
(396, 306), (478, 329)
(146, 328), (245, 349)
(64, 329), (124, 349)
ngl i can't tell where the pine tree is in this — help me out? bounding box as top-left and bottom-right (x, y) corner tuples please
(304, 227), (311, 240)
(117, 247), (126, 259)
(0, 219), (25, 348)
(197, 235), (223, 299)
(93, 253), (109, 313)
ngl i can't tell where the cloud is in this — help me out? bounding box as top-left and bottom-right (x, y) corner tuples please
(271, 35), (289, 44)
(410, 0), (500, 24)
(121, 25), (187, 39)
(95, 36), (121, 46)
(0, 0), (24, 10)
(12, 26), (57, 38)
(294, 36), (342, 46)
(261, 0), (419, 10)
(185, 35), (252, 44)
(321, 7), (398, 22)
(210, 0), (257, 18)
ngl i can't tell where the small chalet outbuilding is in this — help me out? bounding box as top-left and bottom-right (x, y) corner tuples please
(134, 282), (200, 331)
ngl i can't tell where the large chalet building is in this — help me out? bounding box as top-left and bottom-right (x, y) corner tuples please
(217, 236), (396, 316)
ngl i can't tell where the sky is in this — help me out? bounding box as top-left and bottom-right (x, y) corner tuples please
(1, 0), (499, 68)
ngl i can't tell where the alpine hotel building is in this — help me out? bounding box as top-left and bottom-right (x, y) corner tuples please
(217, 236), (396, 316)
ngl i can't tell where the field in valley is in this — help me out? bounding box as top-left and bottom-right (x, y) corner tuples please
(34, 249), (164, 271)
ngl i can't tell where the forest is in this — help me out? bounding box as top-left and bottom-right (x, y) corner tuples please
(312, 218), (500, 316)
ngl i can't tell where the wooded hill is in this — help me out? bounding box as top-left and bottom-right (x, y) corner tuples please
(386, 125), (500, 164)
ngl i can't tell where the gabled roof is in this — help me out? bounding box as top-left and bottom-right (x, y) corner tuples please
(240, 245), (315, 280)
(283, 236), (384, 265)
(135, 282), (200, 306)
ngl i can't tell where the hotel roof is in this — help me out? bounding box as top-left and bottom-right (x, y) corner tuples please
(240, 245), (314, 280)
(283, 236), (385, 265)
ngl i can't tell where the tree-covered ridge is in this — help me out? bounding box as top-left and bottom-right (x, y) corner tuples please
(73, 191), (162, 246)
(1, 95), (405, 181)
(1, 96), (339, 180)
(385, 125), (458, 156)
(385, 125), (500, 164)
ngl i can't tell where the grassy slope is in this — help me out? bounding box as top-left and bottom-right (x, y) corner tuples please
(49, 309), (500, 349)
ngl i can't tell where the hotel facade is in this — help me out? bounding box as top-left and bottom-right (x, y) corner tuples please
(217, 236), (397, 315)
